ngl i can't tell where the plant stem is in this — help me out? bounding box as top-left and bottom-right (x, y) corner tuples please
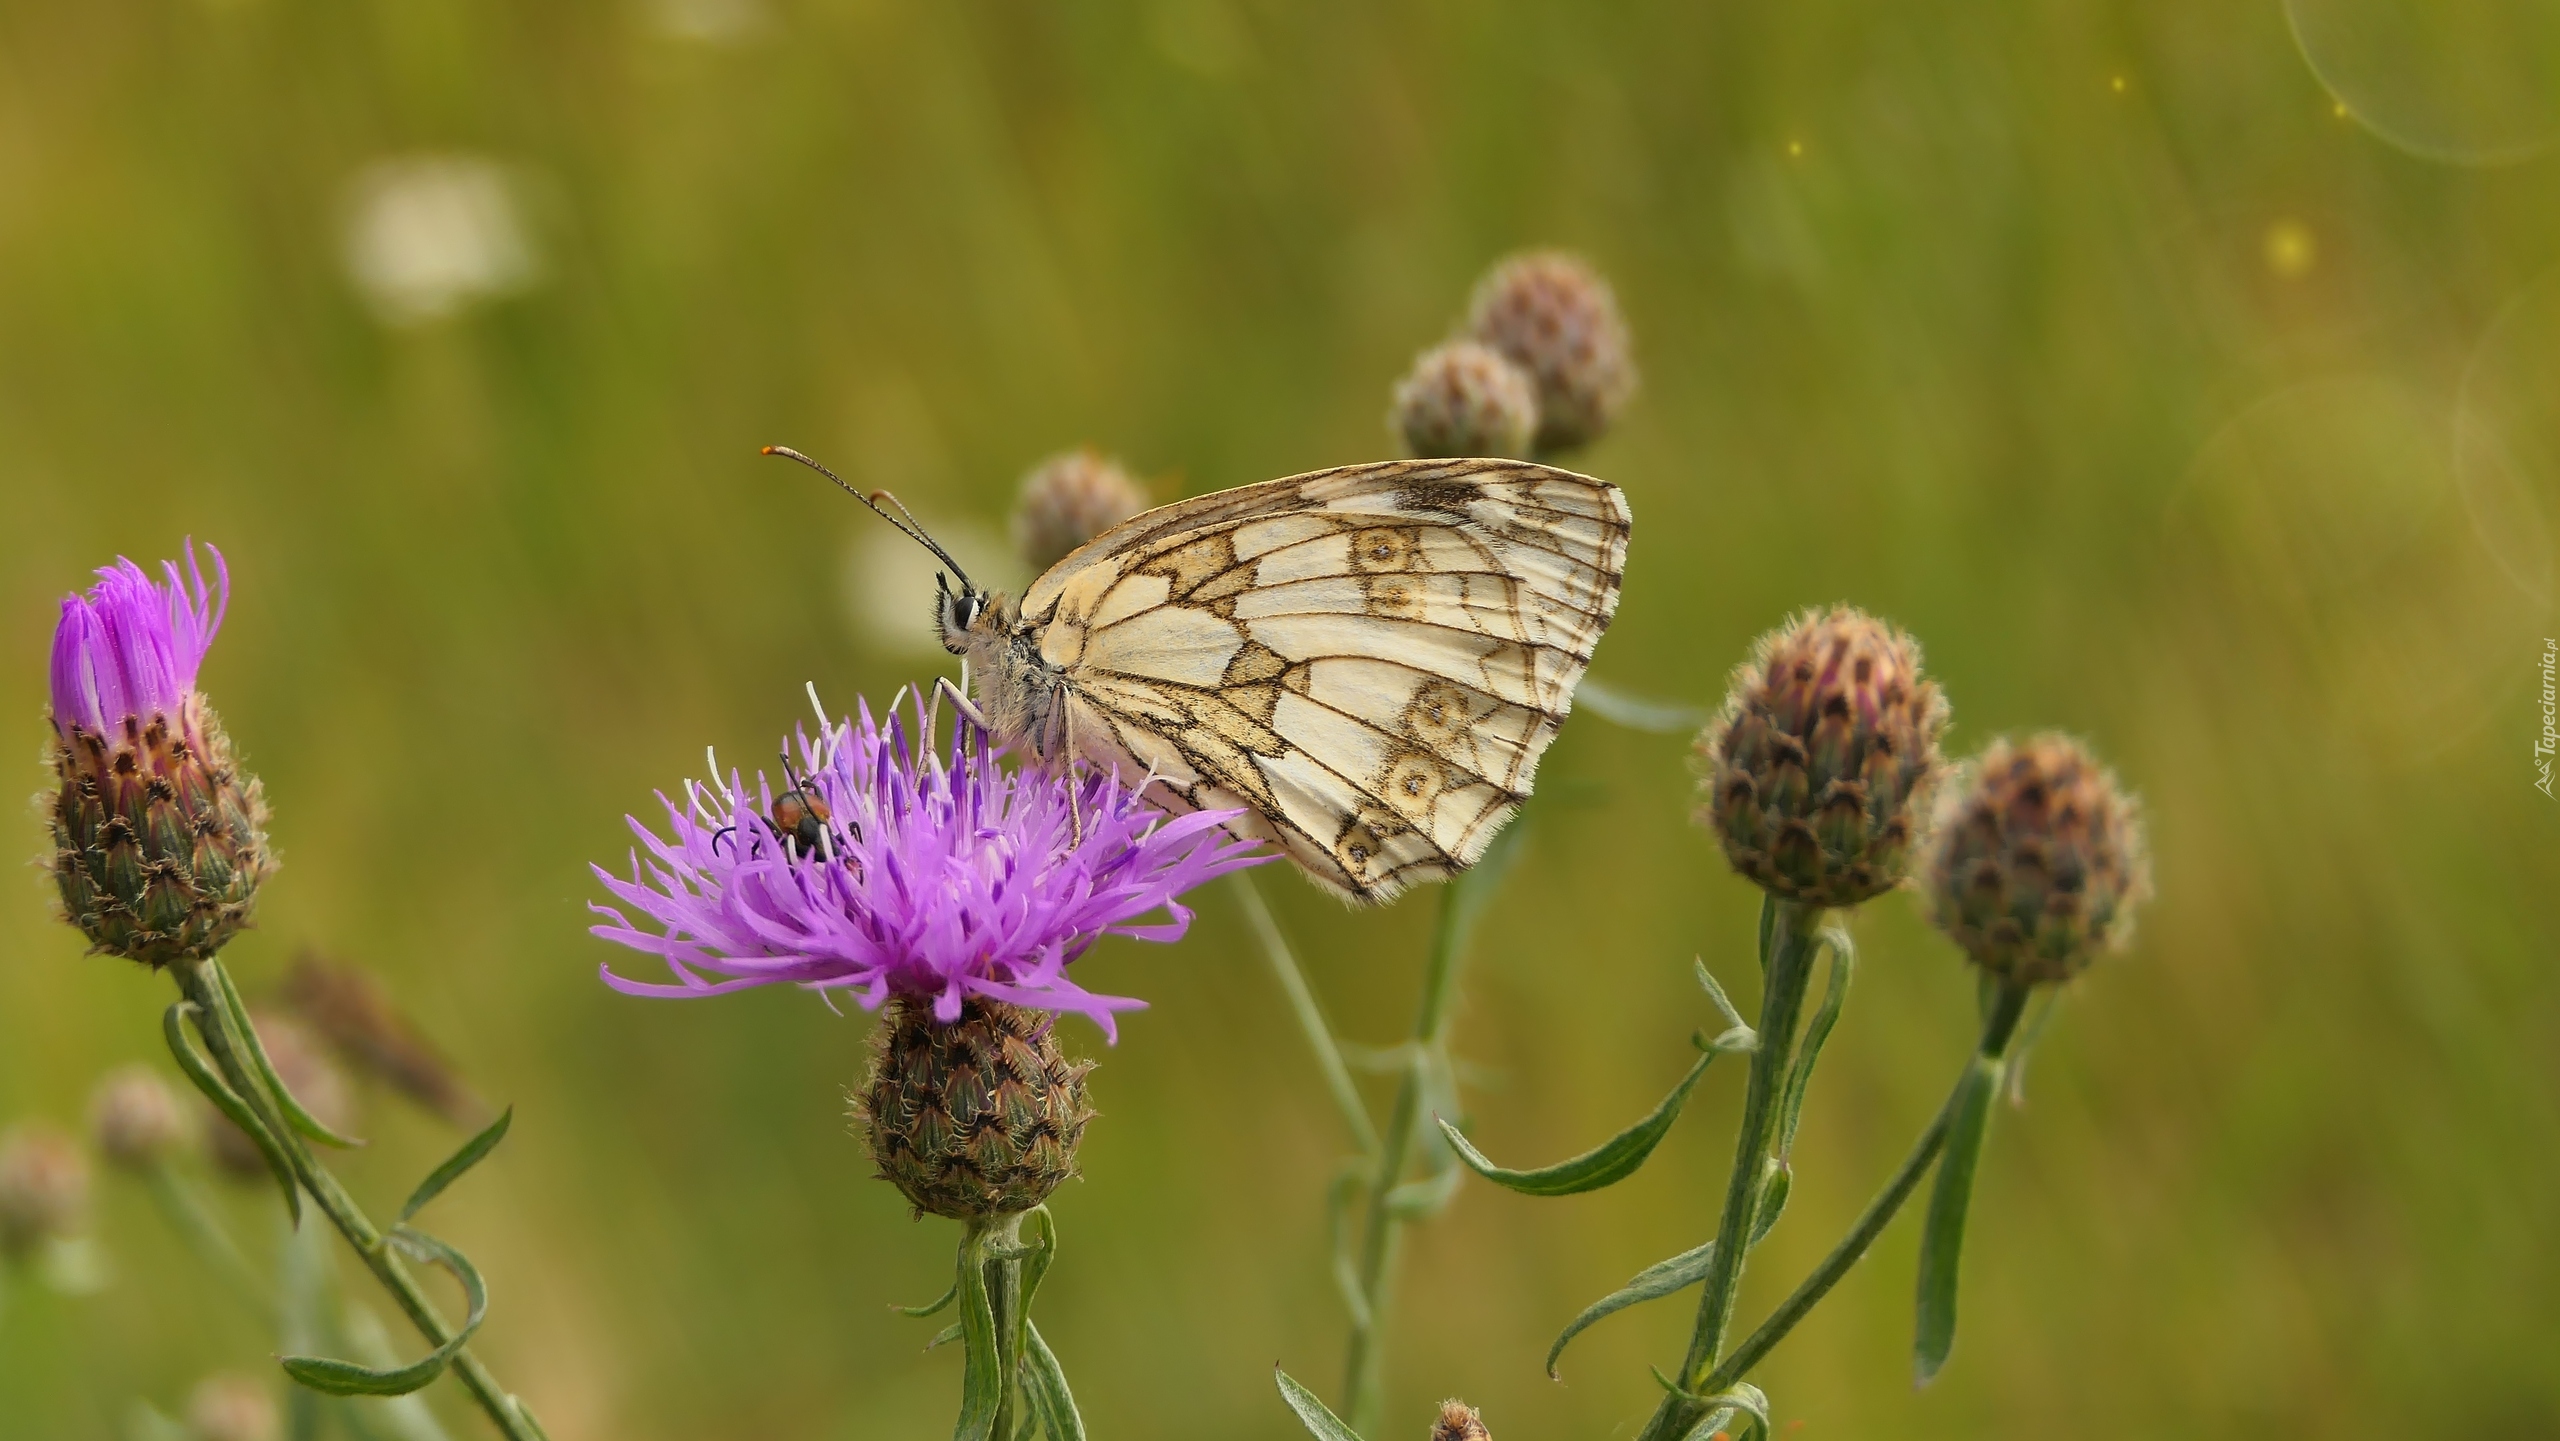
(1637, 898), (1821, 1441)
(142, 1161), (275, 1325)
(171, 957), (541, 1441)
(983, 1211), (1026, 1441)
(1341, 882), (1470, 1436)
(1235, 876), (1379, 1157)
(1697, 984), (2030, 1395)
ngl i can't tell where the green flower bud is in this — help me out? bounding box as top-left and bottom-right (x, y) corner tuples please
(1921, 734), (2151, 986)
(855, 997), (1095, 1221)
(1389, 340), (1539, 459)
(1694, 606), (1950, 907)
(1011, 449), (1150, 574)
(1465, 250), (1637, 454)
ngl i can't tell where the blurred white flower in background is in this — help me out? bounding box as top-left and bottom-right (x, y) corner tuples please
(649, 0), (766, 43)
(845, 515), (1020, 661)
(342, 155), (539, 326)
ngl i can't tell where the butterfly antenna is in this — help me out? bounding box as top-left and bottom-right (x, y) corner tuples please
(762, 445), (975, 590)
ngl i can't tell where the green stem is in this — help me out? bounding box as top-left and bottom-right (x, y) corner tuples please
(1341, 883), (1470, 1436)
(1638, 898), (1821, 1441)
(985, 1211), (1026, 1441)
(1699, 984), (2031, 1394)
(141, 1162), (276, 1325)
(172, 958), (542, 1441)
(1235, 876), (1379, 1157)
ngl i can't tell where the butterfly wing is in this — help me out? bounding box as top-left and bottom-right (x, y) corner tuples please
(1023, 458), (1630, 903)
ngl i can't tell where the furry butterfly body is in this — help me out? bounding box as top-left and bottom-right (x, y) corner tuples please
(938, 457), (1629, 904)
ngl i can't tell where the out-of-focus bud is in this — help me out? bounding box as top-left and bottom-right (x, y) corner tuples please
(1922, 734), (2151, 986)
(1390, 340), (1540, 459)
(282, 952), (483, 1126)
(45, 543), (273, 968)
(1430, 1399), (1492, 1441)
(854, 997), (1094, 1221)
(1465, 250), (1637, 454)
(186, 1373), (280, 1441)
(1010, 449), (1150, 574)
(207, 1012), (354, 1181)
(0, 1124), (91, 1260)
(89, 1065), (194, 1171)
(1694, 606), (1950, 908)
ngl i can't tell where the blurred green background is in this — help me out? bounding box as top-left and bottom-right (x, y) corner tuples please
(2, 1), (2556, 1437)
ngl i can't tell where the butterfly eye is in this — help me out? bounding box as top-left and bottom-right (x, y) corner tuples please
(951, 594), (983, 630)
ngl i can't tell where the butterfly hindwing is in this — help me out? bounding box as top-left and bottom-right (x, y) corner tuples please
(1021, 458), (1628, 904)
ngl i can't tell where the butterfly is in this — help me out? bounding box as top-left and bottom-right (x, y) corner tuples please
(771, 448), (1629, 904)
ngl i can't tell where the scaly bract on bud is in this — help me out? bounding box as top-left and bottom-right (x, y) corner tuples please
(1921, 734), (2150, 985)
(1465, 250), (1637, 453)
(855, 995), (1095, 1220)
(1011, 449), (1150, 574)
(1390, 340), (1539, 459)
(1694, 606), (1949, 907)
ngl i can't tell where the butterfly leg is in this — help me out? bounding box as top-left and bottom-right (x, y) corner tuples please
(933, 674), (992, 735)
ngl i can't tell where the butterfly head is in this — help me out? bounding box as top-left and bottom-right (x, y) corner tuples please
(935, 572), (1007, 656)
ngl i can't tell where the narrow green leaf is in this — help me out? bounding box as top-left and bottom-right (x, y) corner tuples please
(1673, 1381), (1772, 1441)
(1914, 1056), (2004, 1385)
(212, 960), (365, 1149)
(1775, 929), (1854, 1159)
(924, 1321), (964, 1351)
(1692, 959), (1755, 1047)
(1751, 1160), (1791, 1245)
(952, 1231), (1004, 1441)
(164, 1001), (300, 1225)
(896, 1279), (960, 1319)
(1019, 1321), (1085, 1441)
(1544, 1238), (1716, 1379)
(1438, 1048), (1713, 1196)
(399, 1107), (513, 1222)
(1013, 1207), (1057, 1317)
(280, 1228), (485, 1396)
(1273, 1366), (1364, 1441)
(1383, 1164), (1463, 1220)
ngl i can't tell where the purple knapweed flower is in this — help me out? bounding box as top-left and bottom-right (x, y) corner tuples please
(44, 541), (273, 966)
(590, 690), (1269, 1039)
(50, 544), (228, 741)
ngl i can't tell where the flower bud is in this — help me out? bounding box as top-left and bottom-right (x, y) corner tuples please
(1390, 340), (1539, 459)
(1694, 606), (1949, 907)
(187, 1373), (280, 1441)
(207, 1012), (354, 1181)
(1011, 449), (1149, 574)
(1465, 250), (1637, 453)
(855, 996), (1094, 1221)
(45, 544), (272, 968)
(1921, 735), (2150, 986)
(1431, 1400), (1492, 1441)
(0, 1124), (90, 1260)
(89, 1065), (194, 1171)
(282, 952), (483, 1126)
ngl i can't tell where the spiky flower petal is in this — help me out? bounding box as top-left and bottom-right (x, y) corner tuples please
(590, 690), (1268, 1039)
(1921, 735), (2150, 986)
(1012, 449), (1150, 574)
(1694, 606), (1949, 907)
(1465, 250), (1637, 453)
(855, 995), (1094, 1220)
(1432, 1400), (1493, 1441)
(1390, 340), (1539, 459)
(43, 543), (272, 967)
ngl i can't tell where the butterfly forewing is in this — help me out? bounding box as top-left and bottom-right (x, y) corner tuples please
(1015, 458), (1628, 904)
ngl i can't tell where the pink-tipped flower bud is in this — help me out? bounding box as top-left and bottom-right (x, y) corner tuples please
(1390, 340), (1539, 459)
(89, 1065), (194, 1171)
(207, 1012), (354, 1181)
(0, 1124), (91, 1260)
(1431, 1400), (1493, 1441)
(45, 543), (273, 968)
(186, 1373), (280, 1441)
(1695, 606), (1950, 907)
(1011, 449), (1150, 574)
(1922, 735), (2151, 986)
(1465, 250), (1637, 454)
